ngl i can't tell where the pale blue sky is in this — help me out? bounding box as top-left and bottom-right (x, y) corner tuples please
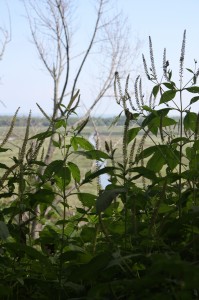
(0, 0), (199, 117)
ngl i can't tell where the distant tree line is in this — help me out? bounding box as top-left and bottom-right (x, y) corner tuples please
(0, 115), (128, 127)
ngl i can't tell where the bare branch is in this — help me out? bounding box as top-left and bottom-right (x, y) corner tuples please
(0, 2), (11, 61)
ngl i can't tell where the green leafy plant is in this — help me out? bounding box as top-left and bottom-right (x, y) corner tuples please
(0, 31), (198, 299)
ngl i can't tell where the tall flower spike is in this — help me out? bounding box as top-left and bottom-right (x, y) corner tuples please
(0, 107), (20, 148)
(163, 48), (169, 81)
(114, 72), (123, 104)
(125, 74), (136, 110)
(134, 76), (141, 110)
(19, 111), (31, 163)
(142, 54), (150, 80)
(139, 78), (144, 106)
(179, 30), (186, 85)
(149, 36), (157, 80)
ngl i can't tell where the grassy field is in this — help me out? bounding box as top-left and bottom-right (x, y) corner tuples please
(0, 122), (183, 209)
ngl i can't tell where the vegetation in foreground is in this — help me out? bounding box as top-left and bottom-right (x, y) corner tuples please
(0, 31), (199, 299)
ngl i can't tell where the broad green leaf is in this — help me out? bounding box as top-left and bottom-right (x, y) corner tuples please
(186, 86), (199, 93)
(44, 160), (64, 178)
(147, 151), (165, 172)
(0, 163), (9, 169)
(75, 116), (89, 134)
(158, 203), (174, 213)
(142, 105), (154, 112)
(156, 108), (173, 117)
(159, 90), (177, 104)
(0, 147), (9, 152)
(81, 227), (96, 243)
(189, 154), (199, 171)
(82, 166), (115, 184)
(163, 82), (176, 89)
(29, 189), (55, 206)
(96, 188), (125, 213)
(68, 161), (80, 183)
(163, 148), (180, 170)
(52, 139), (61, 148)
(184, 112), (197, 131)
(130, 166), (157, 181)
(139, 145), (180, 172)
(171, 137), (189, 144)
(0, 221), (9, 240)
(148, 122), (158, 135)
(55, 119), (67, 129)
(142, 112), (156, 128)
(76, 193), (96, 208)
(190, 96), (199, 105)
(29, 130), (53, 140)
(127, 127), (140, 144)
(152, 84), (160, 97)
(193, 140), (199, 151)
(71, 136), (94, 151)
(55, 166), (71, 189)
(70, 252), (112, 281)
(76, 150), (110, 161)
(149, 116), (176, 128)
(136, 146), (157, 161)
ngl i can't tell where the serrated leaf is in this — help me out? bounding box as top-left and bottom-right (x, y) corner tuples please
(127, 127), (140, 144)
(186, 86), (199, 93)
(159, 90), (176, 104)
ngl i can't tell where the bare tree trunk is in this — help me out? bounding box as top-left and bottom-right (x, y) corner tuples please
(24, 0), (140, 165)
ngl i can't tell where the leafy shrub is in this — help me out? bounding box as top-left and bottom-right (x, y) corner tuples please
(0, 31), (198, 299)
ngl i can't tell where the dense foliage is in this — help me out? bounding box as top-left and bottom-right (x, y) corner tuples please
(0, 31), (198, 299)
